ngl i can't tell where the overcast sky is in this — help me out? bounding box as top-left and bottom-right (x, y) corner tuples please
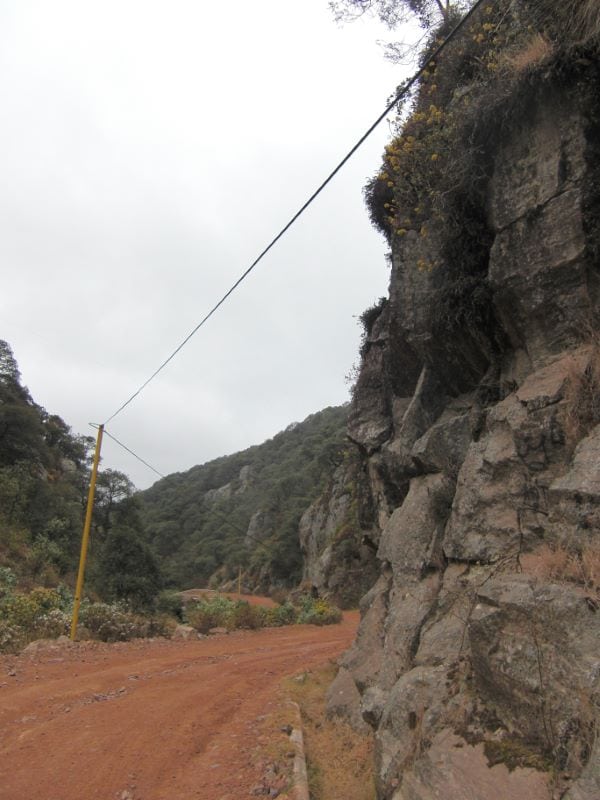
(0, 1), (418, 488)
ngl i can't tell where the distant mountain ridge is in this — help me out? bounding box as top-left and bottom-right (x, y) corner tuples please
(138, 405), (351, 591)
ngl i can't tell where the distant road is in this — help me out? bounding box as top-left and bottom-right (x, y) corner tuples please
(0, 611), (358, 800)
(178, 589), (277, 607)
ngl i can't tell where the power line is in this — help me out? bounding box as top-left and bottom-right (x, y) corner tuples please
(96, 425), (166, 478)
(101, 425), (281, 554)
(103, 0), (488, 426)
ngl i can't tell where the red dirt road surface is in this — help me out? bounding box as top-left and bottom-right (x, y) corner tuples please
(0, 611), (358, 800)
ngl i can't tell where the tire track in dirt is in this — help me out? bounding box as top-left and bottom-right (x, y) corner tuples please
(0, 613), (358, 800)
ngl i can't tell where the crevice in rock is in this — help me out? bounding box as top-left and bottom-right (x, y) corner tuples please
(407, 571), (445, 665)
(493, 184), (582, 236)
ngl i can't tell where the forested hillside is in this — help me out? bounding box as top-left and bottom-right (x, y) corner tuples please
(0, 339), (161, 606)
(0, 339), (93, 585)
(138, 405), (349, 591)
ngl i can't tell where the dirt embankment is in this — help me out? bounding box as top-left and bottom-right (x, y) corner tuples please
(0, 612), (358, 800)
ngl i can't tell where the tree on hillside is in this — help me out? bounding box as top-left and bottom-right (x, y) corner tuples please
(95, 469), (136, 535)
(0, 340), (147, 588)
(0, 399), (46, 467)
(96, 497), (163, 610)
(138, 406), (349, 590)
(330, 0), (471, 63)
(0, 350), (48, 467)
(330, 0), (468, 28)
(0, 340), (21, 384)
(42, 413), (94, 468)
(97, 526), (162, 610)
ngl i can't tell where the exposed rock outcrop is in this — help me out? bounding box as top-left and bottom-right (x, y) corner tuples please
(245, 509), (274, 548)
(204, 465), (253, 504)
(299, 449), (379, 607)
(326, 31), (600, 800)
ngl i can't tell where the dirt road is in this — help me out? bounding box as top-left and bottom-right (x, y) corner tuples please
(0, 613), (358, 800)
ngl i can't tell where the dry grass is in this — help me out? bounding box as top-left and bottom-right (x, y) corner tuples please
(284, 663), (376, 800)
(560, 0), (600, 44)
(563, 345), (600, 451)
(522, 542), (600, 594)
(522, 544), (572, 582)
(506, 34), (554, 73)
(580, 543), (600, 591)
(527, 0), (600, 46)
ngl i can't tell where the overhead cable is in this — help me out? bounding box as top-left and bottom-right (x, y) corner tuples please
(98, 426), (166, 478)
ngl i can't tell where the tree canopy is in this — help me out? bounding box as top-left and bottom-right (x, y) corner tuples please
(0, 340), (21, 384)
(96, 498), (162, 610)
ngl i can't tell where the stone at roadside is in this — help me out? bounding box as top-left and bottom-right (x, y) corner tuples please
(172, 624), (197, 640)
(208, 627), (229, 636)
(22, 636), (72, 655)
(325, 666), (369, 733)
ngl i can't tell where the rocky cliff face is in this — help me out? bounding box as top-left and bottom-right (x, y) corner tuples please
(321, 31), (600, 800)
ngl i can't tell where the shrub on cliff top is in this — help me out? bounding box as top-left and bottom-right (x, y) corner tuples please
(526, 0), (600, 48)
(365, 1), (537, 246)
(366, 0), (600, 249)
(358, 297), (388, 356)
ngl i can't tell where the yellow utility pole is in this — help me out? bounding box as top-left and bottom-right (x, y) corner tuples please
(70, 424), (104, 640)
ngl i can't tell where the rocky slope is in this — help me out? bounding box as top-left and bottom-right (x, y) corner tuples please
(307, 4), (600, 798)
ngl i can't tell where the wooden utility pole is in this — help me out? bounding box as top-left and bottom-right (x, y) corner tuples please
(70, 424), (104, 640)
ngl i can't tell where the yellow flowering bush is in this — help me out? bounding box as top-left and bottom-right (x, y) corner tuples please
(296, 595), (342, 626)
(365, 0), (552, 248)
